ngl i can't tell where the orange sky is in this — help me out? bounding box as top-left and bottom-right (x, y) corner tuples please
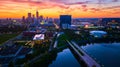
(0, 0), (120, 18)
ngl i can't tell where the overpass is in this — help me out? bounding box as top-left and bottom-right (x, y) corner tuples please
(67, 40), (101, 67)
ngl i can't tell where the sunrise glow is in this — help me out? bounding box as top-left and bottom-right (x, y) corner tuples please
(0, 0), (120, 18)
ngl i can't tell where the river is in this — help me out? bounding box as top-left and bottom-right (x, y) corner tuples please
(81, 43), (120, 67)
(49, 48), (81, 67)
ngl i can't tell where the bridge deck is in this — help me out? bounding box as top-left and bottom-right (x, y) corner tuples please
(67, 40), (101, 67)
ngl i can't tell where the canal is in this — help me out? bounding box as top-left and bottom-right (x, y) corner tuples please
(49, 48), (81, 67)
(81, 43), (120, 67)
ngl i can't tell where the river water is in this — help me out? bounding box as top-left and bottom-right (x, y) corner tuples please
(81, 43), (120, 67)
(49, 48), (81, 67)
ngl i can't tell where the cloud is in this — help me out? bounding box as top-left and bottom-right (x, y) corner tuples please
(0, 0), (120, 18)
(81, 5), (88, 12)
(112, 11), (120, 14)
(65, 1), (91, 5)
(81, 5), (87, 8)
(90, 8), (100, 11)
(0, 0), (70, 10)
(112, 0), (120, 2)
(81, 8), (88, 12)
(102, 6), (120, 10)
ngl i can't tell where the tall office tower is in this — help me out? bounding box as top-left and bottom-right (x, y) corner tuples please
(32, 14), (35, 22)
(22, 16), (26, 23)
(39, 15), (43, 22)
(60, 15), (71, 29)
(28, 13), (31, 18)
(33, 14), (35, 19)
(36, 10), (39, 19)
(27, 12), (32, 23)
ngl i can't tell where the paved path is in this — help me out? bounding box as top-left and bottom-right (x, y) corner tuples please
(14, 46), (23, 56)
(53, 33), (60, 48)
(53, 32), (64, 48)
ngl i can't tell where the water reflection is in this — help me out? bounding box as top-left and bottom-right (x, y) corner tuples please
(49, 48), (81, 67)
(81, 43), (120, 67)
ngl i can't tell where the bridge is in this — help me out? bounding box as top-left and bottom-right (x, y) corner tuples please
(67, 40), (101, 67)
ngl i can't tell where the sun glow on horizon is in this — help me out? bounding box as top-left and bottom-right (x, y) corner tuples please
(0, 0), (120, 18)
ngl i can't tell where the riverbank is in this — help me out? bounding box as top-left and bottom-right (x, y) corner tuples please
(63, 29), (120, 46)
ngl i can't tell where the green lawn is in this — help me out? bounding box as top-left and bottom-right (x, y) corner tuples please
(57, 34), (67, 47)
(0, 33), (18, 45)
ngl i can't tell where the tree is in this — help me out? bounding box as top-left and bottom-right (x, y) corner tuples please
(8, 61), (14, 67)
(23, 62), (29, 67)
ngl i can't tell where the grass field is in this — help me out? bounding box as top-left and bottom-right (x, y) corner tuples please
(0, 33), (18, 45)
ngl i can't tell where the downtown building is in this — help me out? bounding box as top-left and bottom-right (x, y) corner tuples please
(60, 15), (71, 29)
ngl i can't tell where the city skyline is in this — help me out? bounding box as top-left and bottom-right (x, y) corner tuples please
(0, 1), (120, 66)
(0, 0), (120, 18)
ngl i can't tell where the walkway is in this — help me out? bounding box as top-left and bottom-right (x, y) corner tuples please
(53, 33), (60, 48)
(14, 46), (23, 56)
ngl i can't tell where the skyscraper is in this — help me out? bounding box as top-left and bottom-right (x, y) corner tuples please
(32, 14), (35, 22)
(27, 12), (32, 23)
(33, 14), (35, 19)
(28, 13), (31, 18)
(22, 16), (26, 23)
(39, 15), (43, 22)
(60, 15), (71, 29)
(36, 10), (39, 19)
